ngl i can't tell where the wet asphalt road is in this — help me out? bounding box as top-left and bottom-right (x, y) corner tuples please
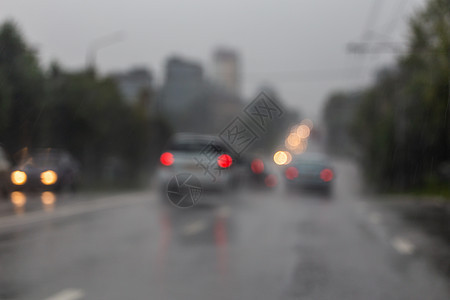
(0, 161), (449, 300)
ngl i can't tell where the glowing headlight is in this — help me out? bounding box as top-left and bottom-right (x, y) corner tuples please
(40, 170), (58, 185)
(11, 171), (27, 185)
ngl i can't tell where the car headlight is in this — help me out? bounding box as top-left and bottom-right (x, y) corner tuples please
(11, 170), (27, 185)
(40, 170), (58, 185)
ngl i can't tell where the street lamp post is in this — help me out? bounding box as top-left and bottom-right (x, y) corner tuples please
(86, 31), (125, 69)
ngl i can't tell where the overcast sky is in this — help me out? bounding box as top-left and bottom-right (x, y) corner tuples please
(1, 0), (426, 121)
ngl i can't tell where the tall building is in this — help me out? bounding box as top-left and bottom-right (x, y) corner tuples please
(159, 57), (204, 117)
(213, 48), (240, 96)
(158, 55), (244, 133)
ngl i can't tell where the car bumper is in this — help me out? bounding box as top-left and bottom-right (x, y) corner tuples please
(286, 177), (332, 190)
(157, 167), (233, 191)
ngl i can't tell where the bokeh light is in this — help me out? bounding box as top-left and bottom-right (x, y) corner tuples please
(11, 191), (26, 207)
(251, 159), (264, 174)
(286, 133), (301, 147)
(285, 166), (299, 180)
(41, 191), (56, 206)
(273, 151), (288, 165)
(320, 168), (334, 182)
(217, 154), (233, 168)
(41, 170), (58, 185)
(264, 174), (278, 187)
(296, 124), (311, 139)
(11, 171), (27, 185)
(274, 150), (292, 165)
(160, 152), (174, 166)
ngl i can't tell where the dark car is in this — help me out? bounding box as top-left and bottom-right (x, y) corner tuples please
(284, 153), (335, 195)
(0, 145), (11, 197)
(243, 155), (280, 189)
(9, 149), (79, 192)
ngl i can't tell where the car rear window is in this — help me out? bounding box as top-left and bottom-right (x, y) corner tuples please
(169, 141), (226, 154)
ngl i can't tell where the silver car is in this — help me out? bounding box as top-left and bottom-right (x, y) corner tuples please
(156, 133), (236, 193)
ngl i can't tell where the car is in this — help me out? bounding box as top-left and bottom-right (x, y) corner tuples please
(9, 148), (79, 192)
(0, 145), (11, 197)
(244, 155), (280, 189)
(156, 133), (237, 193)
(284, 153), (335, 195)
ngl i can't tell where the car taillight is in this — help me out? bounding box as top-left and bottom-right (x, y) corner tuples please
(285, 166), (299, 180)
(160, 152), (174, 166)
(265, 174), (277, 187)
(251, 159), (264, 174)
(217, 154), (232, 168)
(320, 168), (333, 182)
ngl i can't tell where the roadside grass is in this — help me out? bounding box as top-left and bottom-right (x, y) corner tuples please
(409, 182), (450, 200)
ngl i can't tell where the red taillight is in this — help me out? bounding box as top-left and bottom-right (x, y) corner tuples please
(265, 174), (278, 187)
(285, 166), (299, 180)
(320, 168), (333, 182)
(160, 152), (174, 166)
(217, 154), (233, 168)
(251, 159), (264, 174)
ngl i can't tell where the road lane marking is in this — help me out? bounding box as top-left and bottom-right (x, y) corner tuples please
(391, 237), (415, 255)
(182, 220), (206, 236)
(45, 288), (84, 300)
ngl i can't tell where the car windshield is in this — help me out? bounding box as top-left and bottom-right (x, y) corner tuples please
(31, 154), (60, 167)
(0, 1), (449, 299)
(295, 161), (326, 169)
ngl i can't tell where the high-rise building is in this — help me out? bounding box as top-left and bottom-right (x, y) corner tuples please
(213, 48), (240, 96)
(159, 57), (204, 116)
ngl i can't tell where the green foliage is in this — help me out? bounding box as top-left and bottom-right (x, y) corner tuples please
(0, 20), (44, 151)
(0, 21), (171, 186)
(337, 0), (450, 192)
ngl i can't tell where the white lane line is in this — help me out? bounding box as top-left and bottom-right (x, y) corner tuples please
(182, 220), (206, 236)
(45, 288), (85, 300)
(391, 237), (415, 255)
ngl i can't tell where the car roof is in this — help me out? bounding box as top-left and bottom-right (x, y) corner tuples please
(169, 133), (229, 149)
(171, 133), (220, 143)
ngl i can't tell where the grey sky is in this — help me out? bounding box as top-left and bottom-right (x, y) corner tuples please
(1, 0), (425, 121)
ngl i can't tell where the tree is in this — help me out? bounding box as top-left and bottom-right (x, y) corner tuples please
(0, 20), (172, 186)
(327, 0), (449, 192)
(0, 20), (45, 153)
